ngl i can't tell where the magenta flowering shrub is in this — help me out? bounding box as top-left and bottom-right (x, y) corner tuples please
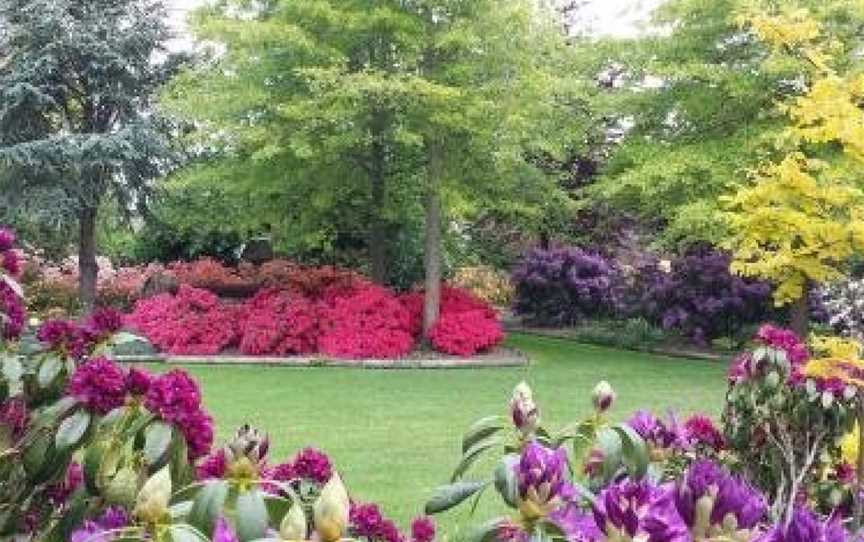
(125, 285), (240, 355)
(238, 289), (320, 355)
(318, 285), (415, 359)
(0, 227), (25, 340)
(428, 310), (504, 356)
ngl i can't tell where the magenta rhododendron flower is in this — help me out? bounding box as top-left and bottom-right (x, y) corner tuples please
(67, 357), (128, 414)
(196, 449), (228, 480)
(0, 397), (28, 441)
(2, 250), (20, 276)
(683, 414), (725, 451)
(351, 503), (385, 538)
(126, 367), (152, 396)
(593, 479), (689, 542)
(0, 282), (24, 339)
(83, 307), (124, 337)
(756, 325), (809, 365)
(145, 369), (214, 459)
(0, 228), (14, 252)
(410, 517), (436, 542)
(47, 462), (83, 505)
(38, 319), (89, 358)
(213, 516), (240, 542)
(292, 447), (333, 484)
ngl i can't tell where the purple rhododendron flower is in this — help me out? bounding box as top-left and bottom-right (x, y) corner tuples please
(410, 517), (436, 542)
(549, 503), (601, 542)
(594, 479), (689, 542)
(626, 410), (687, 451)
(126, 367), (152, 396)
(516, 441), (571, 508)
(291, 447), (332, 484)
(675, 460), (766, 532)
(756, 507), (847, 542)
(67, 357), (128, 414)
(214, 517), (240, 542)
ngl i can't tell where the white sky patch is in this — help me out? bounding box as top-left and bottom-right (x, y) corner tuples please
(166, 0), (663, 50)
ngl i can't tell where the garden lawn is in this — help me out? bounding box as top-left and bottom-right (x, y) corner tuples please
(178, 333), (729, 535)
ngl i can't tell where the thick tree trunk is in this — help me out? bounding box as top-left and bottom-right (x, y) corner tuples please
(422, 142), (443, 337)
(789, 285), (810, 338)
(78, 206), (99, 311)
(369, 168), (388, 285)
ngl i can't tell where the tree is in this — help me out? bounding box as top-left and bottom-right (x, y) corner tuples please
(580, 0), (864, 250)
(0, 0), (180, 308)
(724, 4), (864, 336)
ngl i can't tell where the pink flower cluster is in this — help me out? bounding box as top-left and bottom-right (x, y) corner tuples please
(0, 398), (28, 441)
(125, 285), (240, 355)
(38, 308), (124, 359)
(268, 447), (333, 485)
(127, 281), (504, 359)
(65, 358), (213, 460)
(350, 502), (436, 542)
(0, 227), (25, 339)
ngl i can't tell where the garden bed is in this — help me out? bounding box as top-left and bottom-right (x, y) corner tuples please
(116, 346), (529, 369)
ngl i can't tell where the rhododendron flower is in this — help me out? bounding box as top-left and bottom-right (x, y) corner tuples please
(674, 460), (766, 537)
(591, 381), (615, 413)
(126, 368), (152, 396)
(0, 282), (25, 340)
(38, 319), (88, 358)
(0, 397), (28, 441)
(67, 357), (128, 414)
(213, 516), (240, 542)
(756, 506), (847, 542)
(47, 462), (83, 505)
(593, 479), (689, 542)
(0, 228), (14, 252)
(515, 441), (572, 519)
(69, 507), (130, 542)
(510, 382), (539, 436)
(292, 447), (333, 484)
(144, 370), (213, 459)
(683, 414), (725, 451)
(410, 517), (436, 542)
(351, 502), (385, 539)
(2, 250), (20, 277)
(548, 504), (602, 542)
(83, 307), (124, 337)
(196, 449), (228, 480)
(756, 325), (809, 366)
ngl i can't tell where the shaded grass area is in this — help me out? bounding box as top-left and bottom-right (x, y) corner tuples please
(180, 333), (730, 533)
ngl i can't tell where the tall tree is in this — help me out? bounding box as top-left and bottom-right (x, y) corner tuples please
(0, 0), (179, 308)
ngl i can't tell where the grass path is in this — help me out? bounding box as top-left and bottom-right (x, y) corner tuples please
(181, 333), (730, 532)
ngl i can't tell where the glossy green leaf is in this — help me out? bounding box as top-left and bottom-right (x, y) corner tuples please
(143, 421), (173, 467)
(452, 436), (502, 482)
(188, 480), (229, 537)
(55, 410), (91, 451)
(425, 480), (489, 515)
(493, 454), (519, 508)
(236, 489), (270, 542)
(462, 415), (508, 453)
(37, 355), (63, 389)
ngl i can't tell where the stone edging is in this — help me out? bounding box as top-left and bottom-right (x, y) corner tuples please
(116, 350), (529, 369)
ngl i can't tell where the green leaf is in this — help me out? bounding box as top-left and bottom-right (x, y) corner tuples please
(462, 415), (507, 453)
(611, 424), (649, 480)
(83, 440), (107, 494)
(596, 428), (623, 483)
(23, 431), (52, 479)
(143, 421), (174, 467)
(188, 480), (229, 537)
(168, 524), (210, 542)
(37, 355), (63, 389)
(55, 410), (91, 451)
(452, 436), (502, 482)
(472, 518), (509, 542)
(425, 480), (490, 515)
(1, 355), (23, 394)
(493, 454), (519, 508)
(236, 489), (270, 542)
(264, 494), (293, 526)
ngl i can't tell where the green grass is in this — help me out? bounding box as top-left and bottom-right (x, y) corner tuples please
(180, 333), (729, 533)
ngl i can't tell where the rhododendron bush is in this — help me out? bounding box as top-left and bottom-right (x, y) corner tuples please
(126, 282), (504, 359)
(425, 327), (864, 541)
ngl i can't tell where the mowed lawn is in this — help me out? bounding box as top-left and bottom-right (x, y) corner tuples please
(180, 333), (729, 533)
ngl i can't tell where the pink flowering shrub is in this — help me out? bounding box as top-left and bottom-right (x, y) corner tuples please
(125, 285), (240, 355)
(238, 289), (320, 355)
(428, 310), (504, 356)
(318, 285), (415, 359)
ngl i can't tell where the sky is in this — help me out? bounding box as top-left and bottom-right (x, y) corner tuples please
(166, 0), (663, 46)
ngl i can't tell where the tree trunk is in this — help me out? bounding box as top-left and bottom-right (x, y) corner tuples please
(789, 285), (810, 338)
(78, 206), (99, 311)
(422, 141), (443, 337)
(368, 158), (388, 285)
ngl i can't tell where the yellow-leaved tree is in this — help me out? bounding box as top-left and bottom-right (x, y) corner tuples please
(724, 4), (864, 336)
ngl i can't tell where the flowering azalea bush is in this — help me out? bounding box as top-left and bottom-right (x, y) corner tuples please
(512, 247), (618, 326)
(125, 285), (241, 355)
(821, 278), (864, 340)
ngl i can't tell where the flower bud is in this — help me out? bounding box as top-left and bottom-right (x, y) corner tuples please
(228, 424), (270, 465)
(314, 472), (350, 542)
(510, 382), (539, 436)
(105, 465), (140, 507)
(133, 466), (172, 524)
(591, 381), (616, 413)
(280, 501), (308, 541)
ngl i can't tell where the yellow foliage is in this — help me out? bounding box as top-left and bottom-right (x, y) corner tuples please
(726, 5), (864, 306)
(452, 265), (514, 306)
(809, 335), (863, 360)
(842, 424), (859, 466)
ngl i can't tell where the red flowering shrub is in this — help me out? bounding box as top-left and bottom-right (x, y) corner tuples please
(168, 258), (247, 289)
(239, 289), (320, 355)
(125, 285), (240, 354)
(428, 310), (504, 356)
(318, 285), (415, 359)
